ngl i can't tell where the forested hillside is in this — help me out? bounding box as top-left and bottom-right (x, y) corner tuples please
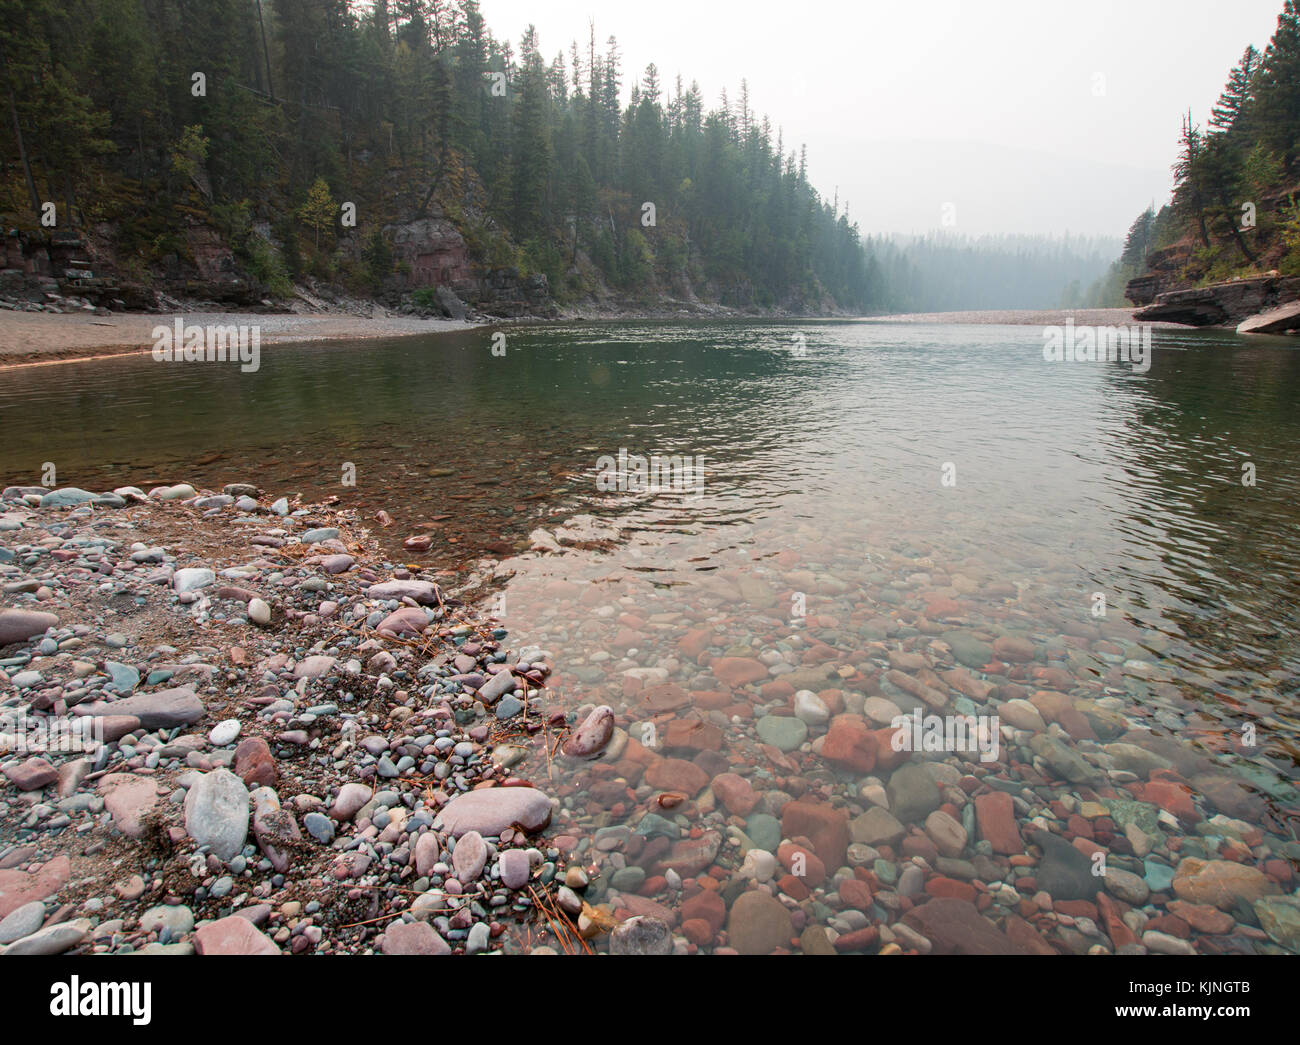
(0, 0), (873, 315)
(1101, 0), (1300, 306)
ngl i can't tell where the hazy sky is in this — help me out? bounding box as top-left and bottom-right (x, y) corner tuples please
(481, 0), (1286, 238)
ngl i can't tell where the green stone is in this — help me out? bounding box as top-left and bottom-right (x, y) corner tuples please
(756, 716), (808, 752)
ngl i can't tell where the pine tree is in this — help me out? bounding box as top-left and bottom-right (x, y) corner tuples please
(1210, 45), (1260, 136)
(1255, 0), (1300, 168)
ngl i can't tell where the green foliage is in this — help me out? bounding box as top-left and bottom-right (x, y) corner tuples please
(244, 235), (293, 298)
(169, 125), (210, 184)
(299, 177), (337, 249)
(0, 0), (1116, 312)
(363, 228), (394, 290)
(1157, 5), (1300, 280)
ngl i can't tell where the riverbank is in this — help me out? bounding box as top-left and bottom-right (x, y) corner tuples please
(0, 481), (593, 955)
(0, 310), (485, 369)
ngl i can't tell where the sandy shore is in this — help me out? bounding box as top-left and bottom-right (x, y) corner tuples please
(0, 310), (485, 369)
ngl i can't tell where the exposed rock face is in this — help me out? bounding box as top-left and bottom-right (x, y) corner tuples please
(1123, 273), (1164, 307)
(462, 268), (554, 318)
(387, 214), (474, 290)
(1123, 243), (1194, 305)
(1237, 298), (1300, 334)
(1132, 274), (1300, 328)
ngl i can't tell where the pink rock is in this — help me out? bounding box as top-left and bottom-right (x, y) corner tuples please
(331, 782), (373, 821)
(711, 657), (769, 688)
(367, 580), (440, 604)
(974, 791), (1023, 855)
(0, 609), (58, 646)
(194, 915), (281, 955)
(382, 920), (451, 955)
(711, 772), (759, 816)
(653, 831), (722, 877)
(616, 893), (679, 926)
(414, 832), (441, 877)
(0, 855), (70, 919)
(234, 737), (277, 788)
(376, 607), (429, 637)
(561, 705), (615, 758)
(97, 716), (143, 742)
(3, 757), (58, 791)
(452, 830), (487, 882)
(499, 849), (531, 889)
(293, 656), (337, 679)
(435, 787), (552, 838)
(98, 774), (162, 839)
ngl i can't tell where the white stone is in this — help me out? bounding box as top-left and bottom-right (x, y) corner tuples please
(172, 568), (215, 594)
(208, 719), (241, 746)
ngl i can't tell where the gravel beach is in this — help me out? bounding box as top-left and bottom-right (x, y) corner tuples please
(0, 310), (484, 369)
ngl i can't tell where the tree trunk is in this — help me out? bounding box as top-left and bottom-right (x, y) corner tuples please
(256, 0), (276, 102)
(1222, 198), (1258, 264)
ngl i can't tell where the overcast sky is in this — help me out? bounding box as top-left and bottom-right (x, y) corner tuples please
(481, 0), (1286, 238)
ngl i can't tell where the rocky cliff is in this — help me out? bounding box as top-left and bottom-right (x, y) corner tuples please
(1131, 273), (1300, 332)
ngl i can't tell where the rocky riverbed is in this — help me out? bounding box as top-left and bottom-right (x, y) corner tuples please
(2, 479), (1299, 957)
(0, 481), (606, 955)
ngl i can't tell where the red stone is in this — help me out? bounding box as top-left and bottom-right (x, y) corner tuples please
(676, 629), (715, 661)
(780, 800), (849, 870)
(777, 874), (810, 900)
(778, 842), (828, 887)
(640, 684), (692, 713)
(869, 727), (911, 771)
(839, 878), (873, 910)
(1139, 780), (1200, 824)
(710, 773), (758, 816)
(645, 758), (709, 796)
(665, 718), (724, 752)
(0, 856), (70, 919)
(234, 737), (277, 788)
(903, 898), (1030, 955)
(1096, 893), (1137, 947)
(833, 927), (879, 952)
(974, 791), (1023, 855)
(710, 657), (768, 688)
(2, 758), (58, 791)
(820, 715), (878, 773)
(925, 876), (977, 902)
(681, 918), (713, 946)
(680, 888), (726, 933)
